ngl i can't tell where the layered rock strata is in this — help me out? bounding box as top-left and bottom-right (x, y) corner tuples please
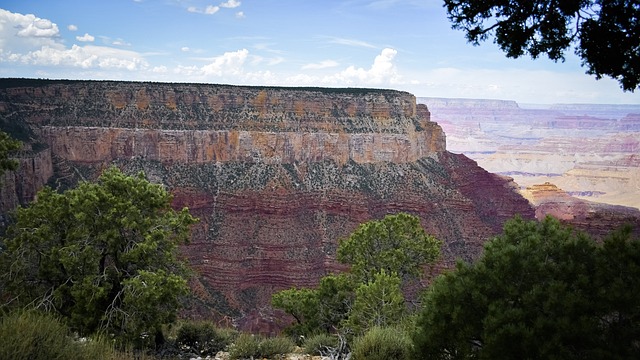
(0, 79), (534, 331)
(522, 182), (640, 238)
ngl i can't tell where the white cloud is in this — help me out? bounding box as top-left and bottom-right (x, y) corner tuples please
(187, 5), (221, 14)
(329, 37), (376, 49)
(111, 38), (131, 46)
(67, 24), (78, 31)
(326, 48), (400, 85)
(181, 46), (190, 52)
(236, 11), (245, 18)
(0, 9), (63, 56)
(302, 60), (339, 70)
(76, 33), (95, 42)
(202, 48), (248, 75)
(12, 45), (148, 70)
(16, 18), (58, 38)
(282, 48), (401, 88)
(0, 9), (148, 73)
(152, 65), (168, 73)
(0, 9), (60, 51)
(205, 5), (220, 14)
(220, 0), (241, 8)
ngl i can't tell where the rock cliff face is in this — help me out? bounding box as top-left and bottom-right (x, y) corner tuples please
(522, 182), (640, 238)
(0, 79), (534, 331)
(0, 145), (53, 214)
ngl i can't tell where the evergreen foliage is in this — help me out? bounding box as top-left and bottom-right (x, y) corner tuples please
(344, 270), (406, 336)
(0, 130), (21, 178)
(273, 213), (441, 338)
(337, 212), (441, 283)
(413, 215), (640, 359)
(0, 167), (198, 343)
(444, 0), (640, 91)
(175, 321), (236, 356)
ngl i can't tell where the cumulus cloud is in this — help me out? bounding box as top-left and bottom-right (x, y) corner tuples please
(76, 33), (95, 42)
(12, 45), (147, 70)
(16, 18), (58, 38)
(302, 60), (339, 70)
(283, 48), (401, 87)
(236, 11), (245, 18)
(0, 9), (63, 55)
(68, 24), (78, 31)
(202, 48), (248, 75)
(181, 46), (190, 52)
(327, 48), (399, 85)
(0, 9), (148, 72)
(205, 5), (220, 14)
(220, 0), (241, 8)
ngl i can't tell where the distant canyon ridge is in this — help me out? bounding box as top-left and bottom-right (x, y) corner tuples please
(0, 79), (637, 332)
(420, 97), (640, 210)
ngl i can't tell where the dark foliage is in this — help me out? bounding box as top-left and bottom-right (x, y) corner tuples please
(444, 0), (640, 91)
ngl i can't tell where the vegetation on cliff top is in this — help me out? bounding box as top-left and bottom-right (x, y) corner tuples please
(0, 130), (21, 179)
(0, 77), (410, 96)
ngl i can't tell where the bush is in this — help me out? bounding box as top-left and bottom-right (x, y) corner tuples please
(0, 311), (152, 360)
(303, 333), (339, 355)
(351, 326), (412, 360)
(175, 321), (236, 356)
(228, 333), (295, 359)
(228, 333), (261, 359)
(258, 336), (295, 358)
(0, 310), (77, 360)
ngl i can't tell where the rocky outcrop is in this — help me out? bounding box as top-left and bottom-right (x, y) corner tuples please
(1, 79), (535, 331)
(522, 182), (640, 238)
(0, 144), (53, 214)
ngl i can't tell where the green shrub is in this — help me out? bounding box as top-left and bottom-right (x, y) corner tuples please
(258, 336), (295, 358)
(228, 333), (295, 359)
(0, 311), (152, 360)
(303, 333), (339, 355)
(175, 321), (236, 356)
(76, 336), (154, 360)
(0, 310), (77, 360)
(351, 326), (412, 360)
(228, 333), (261, 359)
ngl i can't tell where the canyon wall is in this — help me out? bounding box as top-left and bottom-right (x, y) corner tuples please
(1, 79), (534, 331)
(420, 97), (640, 210)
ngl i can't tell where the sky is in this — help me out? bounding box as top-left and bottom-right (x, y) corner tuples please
(0, 0), (638, 105)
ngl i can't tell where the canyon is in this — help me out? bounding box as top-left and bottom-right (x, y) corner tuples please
(1, 79), (637, 332)
(420, 97), (640, 210)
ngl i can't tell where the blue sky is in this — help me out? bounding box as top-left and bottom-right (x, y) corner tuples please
(1, 0), (638, 104)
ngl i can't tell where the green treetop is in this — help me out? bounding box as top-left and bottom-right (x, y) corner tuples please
(0, 166), (198, 344)
(413, 215), (640, 359)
